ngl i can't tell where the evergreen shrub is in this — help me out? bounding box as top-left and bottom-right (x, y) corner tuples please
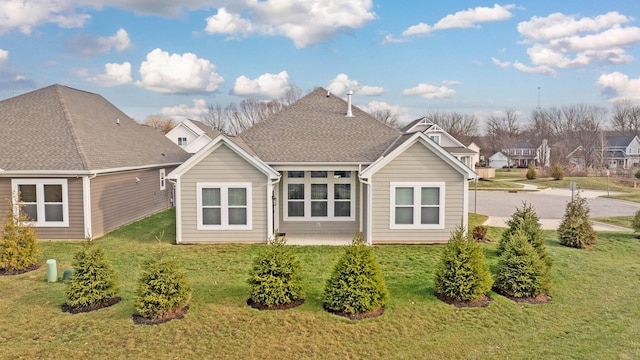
(0, 201), (41, 272)
(64, 242), (120, 309)
(557, 193), (597, 249)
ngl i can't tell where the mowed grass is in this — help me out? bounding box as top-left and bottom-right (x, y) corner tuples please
(1, 209), (640, 359)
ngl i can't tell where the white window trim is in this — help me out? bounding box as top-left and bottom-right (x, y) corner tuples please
(196, 182), (252, 230)
(159, 168), (166, 191)
(428, 134), (441, 145)
(389, 182), (445, 230)
(283, 171), (355, 221)
(12, 179), (69, 227)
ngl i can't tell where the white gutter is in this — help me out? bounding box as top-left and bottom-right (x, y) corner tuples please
(168, 177), (182, 244)
(357, 164), (373, 245)
(82, 173), (97, 240)
(0, 163), (184, 177)
(267, 174), (282, 241)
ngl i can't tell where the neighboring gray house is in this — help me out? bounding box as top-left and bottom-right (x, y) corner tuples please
(605, 135), (640, 169)
(168, 88), (476, 245)
(0, 85), (190, 240)
(165, 119), (220, 154)
(401, 119), (479, 170)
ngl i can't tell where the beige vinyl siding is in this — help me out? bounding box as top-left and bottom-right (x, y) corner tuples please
(370, 142), (465, 244)
(277, 176), (359, 236)
(180, 144), (268, 243)
(0, 177), (85, 240)
(91, 167), (173, 238)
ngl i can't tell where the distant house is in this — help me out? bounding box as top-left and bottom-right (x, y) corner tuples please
(488, 152), (509, 168)
(168, 88), (476, 245)
(0, 85), (190, 240)
(491, 140), (550, 168)
(605, 135), (640, 169)
(165, 119), (220, 154)
(401, 119), (479, 170)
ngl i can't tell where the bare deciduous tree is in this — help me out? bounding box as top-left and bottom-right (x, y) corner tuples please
(422, 111), (479, 145)
(370, 109), (400, 128)
(611, 99), (640, 136)
(485, 109), (520, 162)
(143, 115), (175, 134)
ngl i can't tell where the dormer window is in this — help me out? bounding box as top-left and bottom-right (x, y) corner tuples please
(178, 137), (188, 146)
(428, 134), (440, 145)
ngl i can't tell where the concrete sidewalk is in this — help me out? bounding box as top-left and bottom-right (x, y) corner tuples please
(483, 216), (632, 232)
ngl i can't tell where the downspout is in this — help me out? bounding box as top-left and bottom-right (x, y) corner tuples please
(268, 175), (282, 241)
(168, 178), (181, 244)
(83, 173), (97, 240)
(357, 164), (372, 245)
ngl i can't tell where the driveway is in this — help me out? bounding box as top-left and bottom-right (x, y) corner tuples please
(468, 188), (640, 231)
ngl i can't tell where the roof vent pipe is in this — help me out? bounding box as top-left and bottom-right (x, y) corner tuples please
(346, 90), (354, 117)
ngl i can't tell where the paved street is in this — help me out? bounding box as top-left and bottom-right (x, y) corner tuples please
(469, 187), (640, 230)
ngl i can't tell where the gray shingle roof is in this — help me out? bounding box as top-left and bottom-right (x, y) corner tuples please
(0, 84), (190, 172)
(606, 135), (635, 147)
(189, 119), (220, 138)
(237, 87), (402, 163)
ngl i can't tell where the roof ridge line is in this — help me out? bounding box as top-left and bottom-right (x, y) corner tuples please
(55, 85), (90, 171)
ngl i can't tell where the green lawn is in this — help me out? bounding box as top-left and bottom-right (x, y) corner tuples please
(471, 178), (523, 190)
(522, 176), (634, 192)
(1, 209), (640, 359)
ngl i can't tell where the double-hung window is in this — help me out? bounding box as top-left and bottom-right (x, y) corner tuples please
(12, 179), (69, 227)
(197, 183), (251, 230)
(284, 171), (354, 221)
(390, 182), (444, 229)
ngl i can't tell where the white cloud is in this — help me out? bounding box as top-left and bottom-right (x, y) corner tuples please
(517, 11), (631, 42)
(0, 0), (90, 35)
(442, 80), (461, 86)
(0, 49), (8, 67)
(161, 98), (209, 121)
(136, 48), (224, 94)
(327, 73), (384, 96)
(512, 61), (557, 76)
(491, 57), (511, 68)
(87, 62), (133, 87)
(380, 34), (408, 45)
(232, 71), (291, 99)
(360, 100), (412, 124)
(403, 4), (516, 36)
(402, 83), (456, 99)
(68, 28), (132, 56)
(83, 0), (220, 17)
(511, 11), (640, 72)
(204, 1), (376, 48)
(596, 72), (640, 101)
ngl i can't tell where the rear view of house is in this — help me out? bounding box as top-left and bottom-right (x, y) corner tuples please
(0, 85), (190, 239)
(168, 88), (476, 245)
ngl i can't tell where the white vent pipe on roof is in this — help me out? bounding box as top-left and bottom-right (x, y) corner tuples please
(346, 90), (354, 117)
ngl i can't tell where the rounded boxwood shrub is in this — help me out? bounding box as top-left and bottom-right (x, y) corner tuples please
(134, 250), (192, 322)
(557, 193), (597, 249)
(0, 201), (41, 273)
(247, 233), (304, 309)
(64, 242), (120, 312)
(434, 226), (493, 303)
(323, 232), (389, 318)
(494, 228), (551, 299)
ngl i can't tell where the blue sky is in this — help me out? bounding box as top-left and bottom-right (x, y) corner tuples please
(1, 0), (640, 127)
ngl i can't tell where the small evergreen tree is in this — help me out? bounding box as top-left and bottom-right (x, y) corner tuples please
(551, 162), (564, 180)
(65, 242), (120, 309)
(557, 193), (597, 249)
(0, 200), (41, 272)
(494, 228), (551, 298)
(248, 233), (304, 307)
(526, 162), (537, 180)
(134, 250), (192, 320)
(323, 232), (389, 316)
(434, 226), (493, 302)
(632, 209), (640, 233)
(497, 203), (551, 268)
